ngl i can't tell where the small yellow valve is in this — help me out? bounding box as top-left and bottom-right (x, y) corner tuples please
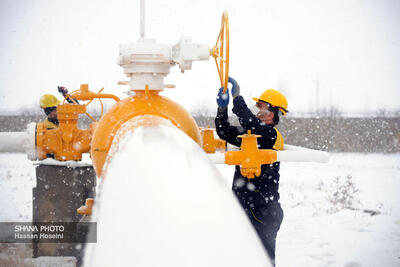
(215, 138), (227, 151)
(201, 127), (226, 154)
(77, 198), (94, 216)
(201, 128), (216, 153)
(224, 130), (277, 178)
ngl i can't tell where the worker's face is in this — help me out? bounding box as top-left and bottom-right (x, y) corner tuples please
(48, 109), (57, 120)
(44, 106), (57, 120)
(255, 101), (274, 125)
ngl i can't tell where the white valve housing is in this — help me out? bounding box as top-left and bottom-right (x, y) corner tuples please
(118, 36), (209, 91)
(172, 36), (210, 72)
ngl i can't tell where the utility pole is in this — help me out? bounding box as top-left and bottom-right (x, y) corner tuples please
(315, 74), (320, 116)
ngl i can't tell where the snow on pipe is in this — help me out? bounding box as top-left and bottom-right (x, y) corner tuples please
(83, 115), (271, 267)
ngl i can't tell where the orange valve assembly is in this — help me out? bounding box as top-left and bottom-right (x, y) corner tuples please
(83, 11), (231, 177)
(224, 130), (277, 178)
(35, 83), (121, 161)
(36, 104), (94, 161)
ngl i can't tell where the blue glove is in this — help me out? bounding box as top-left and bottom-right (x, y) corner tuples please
(216, 87), (230, 109)
(229, 77), (240, 99)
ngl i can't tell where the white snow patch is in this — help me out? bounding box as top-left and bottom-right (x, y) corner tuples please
(33, 155), (92, 167)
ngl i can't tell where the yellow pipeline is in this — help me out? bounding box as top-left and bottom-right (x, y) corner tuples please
(91, 88), (201, 178)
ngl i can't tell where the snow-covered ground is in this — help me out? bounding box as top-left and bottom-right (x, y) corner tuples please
(0, 152), (399, 266)
(276, 153), (400, 267)
(0, 153), (35, 222)
(218, 153), (400, 267)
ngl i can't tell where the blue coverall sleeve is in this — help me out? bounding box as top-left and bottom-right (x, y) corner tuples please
(214, 108), (244, 147)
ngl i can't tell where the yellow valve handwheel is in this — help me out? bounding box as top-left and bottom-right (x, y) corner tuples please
(211, 10), (229, 93)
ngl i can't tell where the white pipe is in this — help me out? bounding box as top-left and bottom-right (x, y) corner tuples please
(282, 144), (329, 163)
(0, 123), (36, 159)
(0, 132), (29, 153)
(277, 150), (329, 163)
(207, 153), (225, 164)
(283, 144), (308, 151)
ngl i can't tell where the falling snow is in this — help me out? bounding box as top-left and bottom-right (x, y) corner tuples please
(0, 152), (399, 266)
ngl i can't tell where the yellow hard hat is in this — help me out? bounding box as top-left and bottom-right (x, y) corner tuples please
(39, 94), (60, 108)
(253, 89), (288, 116)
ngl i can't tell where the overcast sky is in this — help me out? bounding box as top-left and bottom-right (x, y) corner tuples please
(0, 0), (399, 116)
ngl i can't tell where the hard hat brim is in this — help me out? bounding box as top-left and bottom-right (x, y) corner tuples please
(40, 100), (60, 109)
(252, 97), (287, 116)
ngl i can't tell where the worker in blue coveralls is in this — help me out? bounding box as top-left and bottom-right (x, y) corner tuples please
(215, 77), (288, 266)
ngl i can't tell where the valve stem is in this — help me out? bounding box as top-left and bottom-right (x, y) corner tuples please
(140, 0), (145, 38)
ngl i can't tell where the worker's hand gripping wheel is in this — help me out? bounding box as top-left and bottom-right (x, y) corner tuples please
(211, 11), (229, 93)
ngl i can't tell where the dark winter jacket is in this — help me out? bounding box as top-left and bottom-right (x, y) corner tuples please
(215, 95), (282, 202)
